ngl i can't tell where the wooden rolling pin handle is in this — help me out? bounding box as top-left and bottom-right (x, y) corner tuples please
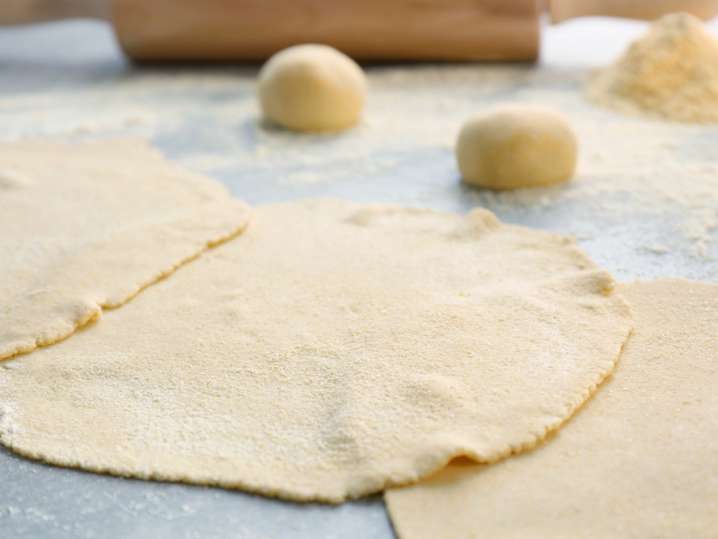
(0, 0), (109, 25)
(549, 0), (718, 22)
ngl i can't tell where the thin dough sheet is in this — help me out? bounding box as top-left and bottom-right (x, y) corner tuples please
(0, 139), (250, 360)
(386, 279), (718, 539)
(0, 200), (631, 503)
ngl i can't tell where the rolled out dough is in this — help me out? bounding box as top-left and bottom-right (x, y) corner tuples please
(0, 200), (631, 503)
(386, 279), (718, 539)
(0, 139), (250, 361)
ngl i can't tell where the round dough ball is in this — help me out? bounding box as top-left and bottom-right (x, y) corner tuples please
(258, 44), (367, 132)
(456, 106), (578, 190)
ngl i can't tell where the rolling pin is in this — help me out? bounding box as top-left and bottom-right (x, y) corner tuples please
(3, 0), (718, 61)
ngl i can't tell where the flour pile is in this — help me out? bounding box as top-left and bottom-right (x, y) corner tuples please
(588, 13), (718, 123)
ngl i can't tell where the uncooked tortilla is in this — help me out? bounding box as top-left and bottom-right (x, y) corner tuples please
(386, 279), (718, 539)
(0, 200), (631, 503)
(0, 139), (250, 361)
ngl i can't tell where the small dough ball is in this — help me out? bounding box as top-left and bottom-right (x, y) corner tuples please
(258, 44), (367, 132)
(456, 106), (578, 190)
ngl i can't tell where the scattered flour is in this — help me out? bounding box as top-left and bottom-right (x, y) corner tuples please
(642, 244), (670, 255)
(0, 59), (715, 273)
(587, 13), (718, 123)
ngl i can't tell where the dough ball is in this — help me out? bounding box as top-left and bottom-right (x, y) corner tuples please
(258, 44), (367, 132)
(456, 106), (578, 190)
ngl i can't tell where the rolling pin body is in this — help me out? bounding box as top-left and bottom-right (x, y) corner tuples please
(111, 0), (540, 61)
(3, 0), (718, 61)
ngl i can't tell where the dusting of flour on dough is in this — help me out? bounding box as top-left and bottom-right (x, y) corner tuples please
(386, 279), (718, 539)
(0, 168), (31, 189)
(0, 140), (251, 361)
(0, 200), (632, 503)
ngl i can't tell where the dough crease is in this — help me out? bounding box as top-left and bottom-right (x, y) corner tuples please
(0, 139), (251, 361)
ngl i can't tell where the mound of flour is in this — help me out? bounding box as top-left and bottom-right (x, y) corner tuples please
(588, 13), (718, 123)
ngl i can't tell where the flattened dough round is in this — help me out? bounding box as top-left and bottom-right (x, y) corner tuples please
(0, 139), (250, 361)
(386, 280), (718, 539)
(0, 200), (631, 503)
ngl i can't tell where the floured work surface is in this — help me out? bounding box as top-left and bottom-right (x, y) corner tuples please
(386, 279), (718, 539)
(0, 199), (631, 503)
(2, 20), (718, 539)
(0, 139), (250, 361)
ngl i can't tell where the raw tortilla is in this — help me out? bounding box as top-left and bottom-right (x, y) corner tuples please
(386, 279), (718, 539)
(0, 139), (250, 361)
(0, 200), (631, 503)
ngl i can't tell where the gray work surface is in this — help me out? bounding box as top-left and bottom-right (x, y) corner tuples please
(1, 17), (717, 539)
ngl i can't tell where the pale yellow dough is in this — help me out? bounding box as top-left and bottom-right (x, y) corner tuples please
(0, 139), (250, 361)
(386, 279), (718, 539)
(0, 200), (631, 503)
(258, 44), (367, 132)
(456, 106), (578, 190)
